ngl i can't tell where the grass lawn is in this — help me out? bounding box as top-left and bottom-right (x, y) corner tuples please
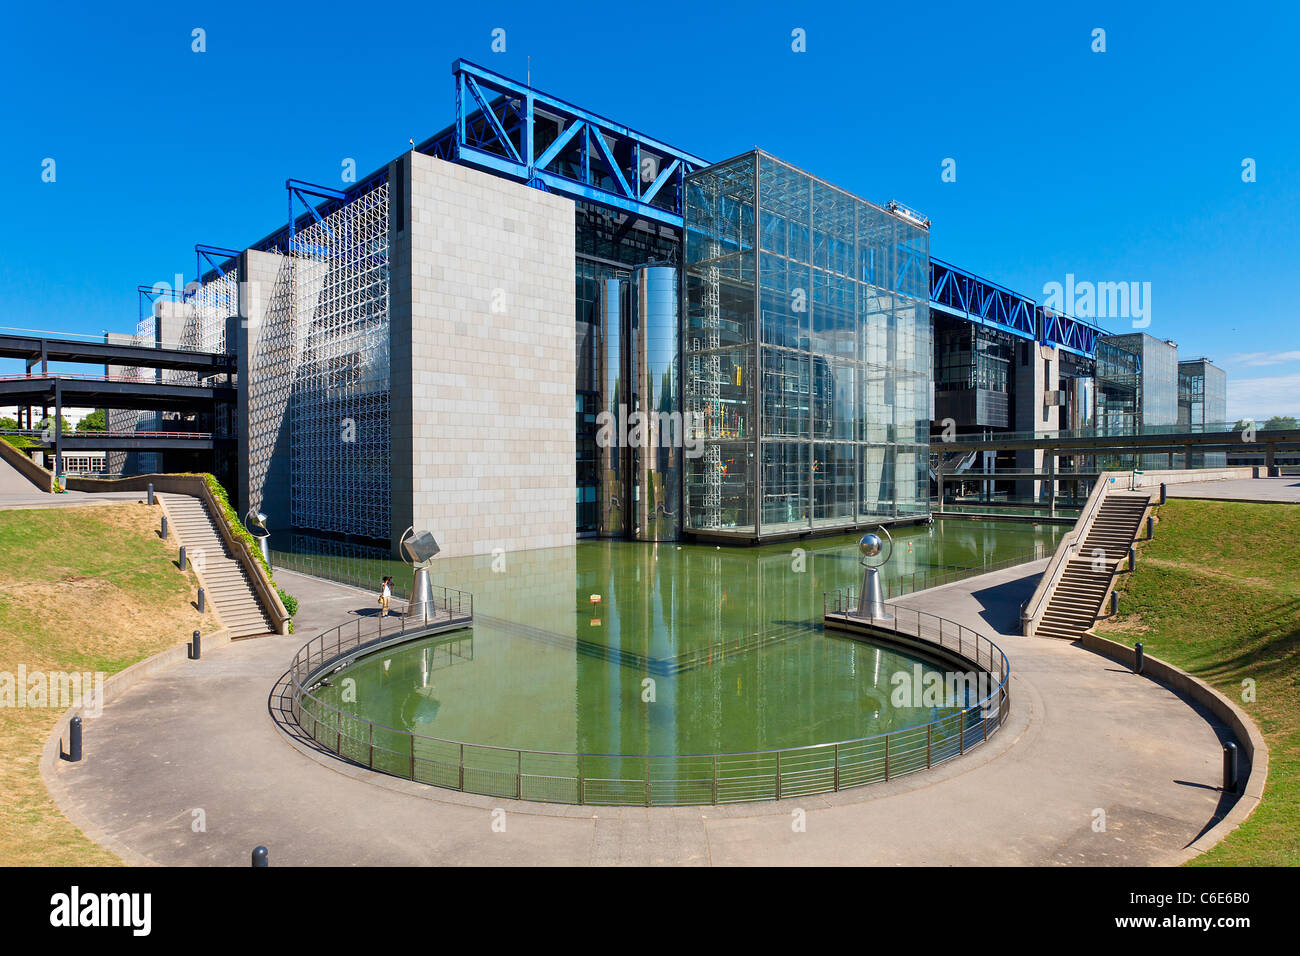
(0, 503), (218, 865)
(1098, 497), (1300, 866)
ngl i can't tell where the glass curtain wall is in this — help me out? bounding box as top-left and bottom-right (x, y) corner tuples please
(1095, 338), (1140, 437)
(1179, 359), (1228, 466)
(1106, 333), (1178, 470)
(683, 150), (930, 538)
(575, 203), (681, 535)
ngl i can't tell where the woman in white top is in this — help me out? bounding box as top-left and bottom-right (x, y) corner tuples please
(379, 576), (393, 617)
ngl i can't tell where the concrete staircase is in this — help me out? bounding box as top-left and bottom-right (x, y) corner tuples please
(1035, 493), (1149, 640)
(158, 493), (275, 639)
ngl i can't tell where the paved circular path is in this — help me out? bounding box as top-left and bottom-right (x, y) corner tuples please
(45, 563), (1237, 866)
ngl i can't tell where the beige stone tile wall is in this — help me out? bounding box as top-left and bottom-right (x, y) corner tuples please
(406, 154), (576, 557)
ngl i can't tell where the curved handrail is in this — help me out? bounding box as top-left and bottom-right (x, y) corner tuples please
(286, 599), (1009, 806)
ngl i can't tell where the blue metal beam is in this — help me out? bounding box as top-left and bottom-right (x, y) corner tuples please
(1040, 306), (1104, 357)
(929, 258), (1037, 341)
(439, 59), (709, 229)
(195, 244), (241, 280)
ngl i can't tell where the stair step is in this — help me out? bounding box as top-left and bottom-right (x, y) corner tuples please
(159, 493), (275, 641)
(1045, 612), (1098, 625)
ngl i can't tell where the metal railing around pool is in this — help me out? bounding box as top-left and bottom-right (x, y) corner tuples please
(287, 596), (1010, 807)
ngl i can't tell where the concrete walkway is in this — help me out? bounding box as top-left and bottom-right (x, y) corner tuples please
(0, 453), (139, 510)
(1163, 477), (1300, 504)
(45, 563), (1237, 866)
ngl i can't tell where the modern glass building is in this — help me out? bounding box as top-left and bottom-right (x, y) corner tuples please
(1103, 333), (1180, 470)
(102, 60), (1227, 560)
(1179, 357), (1228, 467)
(933, 319), (1015, 430)
(682, 151), (931, 541)
(1094, 337), (1141, 437)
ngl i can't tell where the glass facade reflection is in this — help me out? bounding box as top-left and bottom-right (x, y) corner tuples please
(574, 202), (681, 535)
(1094, 337), (1141, 438)
(1106, 333), (1178, 469)
(1179, 358), (1228, 466)
(683, 151), (931, 538)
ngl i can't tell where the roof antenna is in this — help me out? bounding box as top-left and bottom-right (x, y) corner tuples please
(527, 55), (531, 87)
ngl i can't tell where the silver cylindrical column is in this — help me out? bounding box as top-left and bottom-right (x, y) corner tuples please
(1067, 375), (1095, 430)
(632, 264), (681, 541)
(597, 278), (627, 538)
(407, 565), (433, 618)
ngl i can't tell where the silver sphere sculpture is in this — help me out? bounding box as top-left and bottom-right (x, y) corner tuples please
(858, 533), (883, 558)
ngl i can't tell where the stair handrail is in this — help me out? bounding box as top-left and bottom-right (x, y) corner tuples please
(188, 478), (291, 636)
(62, 471), (290, 635)
(1021, 470), (1127, 637)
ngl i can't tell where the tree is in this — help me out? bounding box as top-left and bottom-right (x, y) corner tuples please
(1263, 415), (1298, 431)
(36, 416), (74, 435)
(78, 409), (107, 432)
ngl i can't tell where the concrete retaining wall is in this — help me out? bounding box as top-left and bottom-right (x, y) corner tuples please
(1134, 466), (1254, 488)
(0, 438), (54, 492)
(1079, 632), (1268, 862)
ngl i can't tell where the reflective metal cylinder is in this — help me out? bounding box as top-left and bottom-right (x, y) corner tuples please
(632, 265), (681, 541)
(597, 278), (627, 538)
(1067, 375), (1095, 431)
(407, 565), (433, 618)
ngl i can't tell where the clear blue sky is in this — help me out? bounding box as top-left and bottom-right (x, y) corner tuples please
(2, 0), (1296, 419)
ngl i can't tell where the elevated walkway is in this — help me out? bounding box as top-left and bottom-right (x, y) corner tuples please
(0, 372), (234, 412)
(1, 428), (218, 452)
(0, 329), (232, 375)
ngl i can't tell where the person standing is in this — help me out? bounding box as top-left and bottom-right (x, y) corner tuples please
(379, 576), (393, 617)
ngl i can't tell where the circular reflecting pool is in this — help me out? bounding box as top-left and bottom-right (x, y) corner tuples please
(311, 519), (1058, 758)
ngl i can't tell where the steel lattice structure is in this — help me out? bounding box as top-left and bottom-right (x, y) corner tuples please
(287, 178), (392, 543)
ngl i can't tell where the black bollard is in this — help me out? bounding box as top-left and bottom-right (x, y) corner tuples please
(1147, 514), (1155, 539)
(178, 545), (186, 571)
(252, 845), (268, 867)
(1223, 742), (1239, 792)
(147, 482), (154, 506)
(197, 587), (205, 614)
(1128, 546), (1136, 572)
(66, 716), (83, 762)
(161, 515), (168, 539)
(1159, 482), (1167, 505)
(190, 630), (201, 660)
(1134, 641), (1144, 674)
(1110, 591), (1119, 616)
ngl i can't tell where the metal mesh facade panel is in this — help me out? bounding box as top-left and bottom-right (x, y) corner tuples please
(173, 270), (237, 385)
(105, 315), (161, 473)
(288, 180), (392, 542)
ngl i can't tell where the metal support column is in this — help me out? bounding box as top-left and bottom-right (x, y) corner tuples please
(1046, 447), (1055, 517)
(52, 379), (63, 482)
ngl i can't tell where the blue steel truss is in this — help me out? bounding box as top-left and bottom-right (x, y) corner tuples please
(415, 59), (711, 229)
(242, 170), (389, 258)
(929, 258), (1037, 340)
(195, 244), (241, 280)
(929, 258), (1104, 357)
(174, 56), (1110, 360)
(1039, 305), (1105, 357)
(137, 284), (187, 326)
